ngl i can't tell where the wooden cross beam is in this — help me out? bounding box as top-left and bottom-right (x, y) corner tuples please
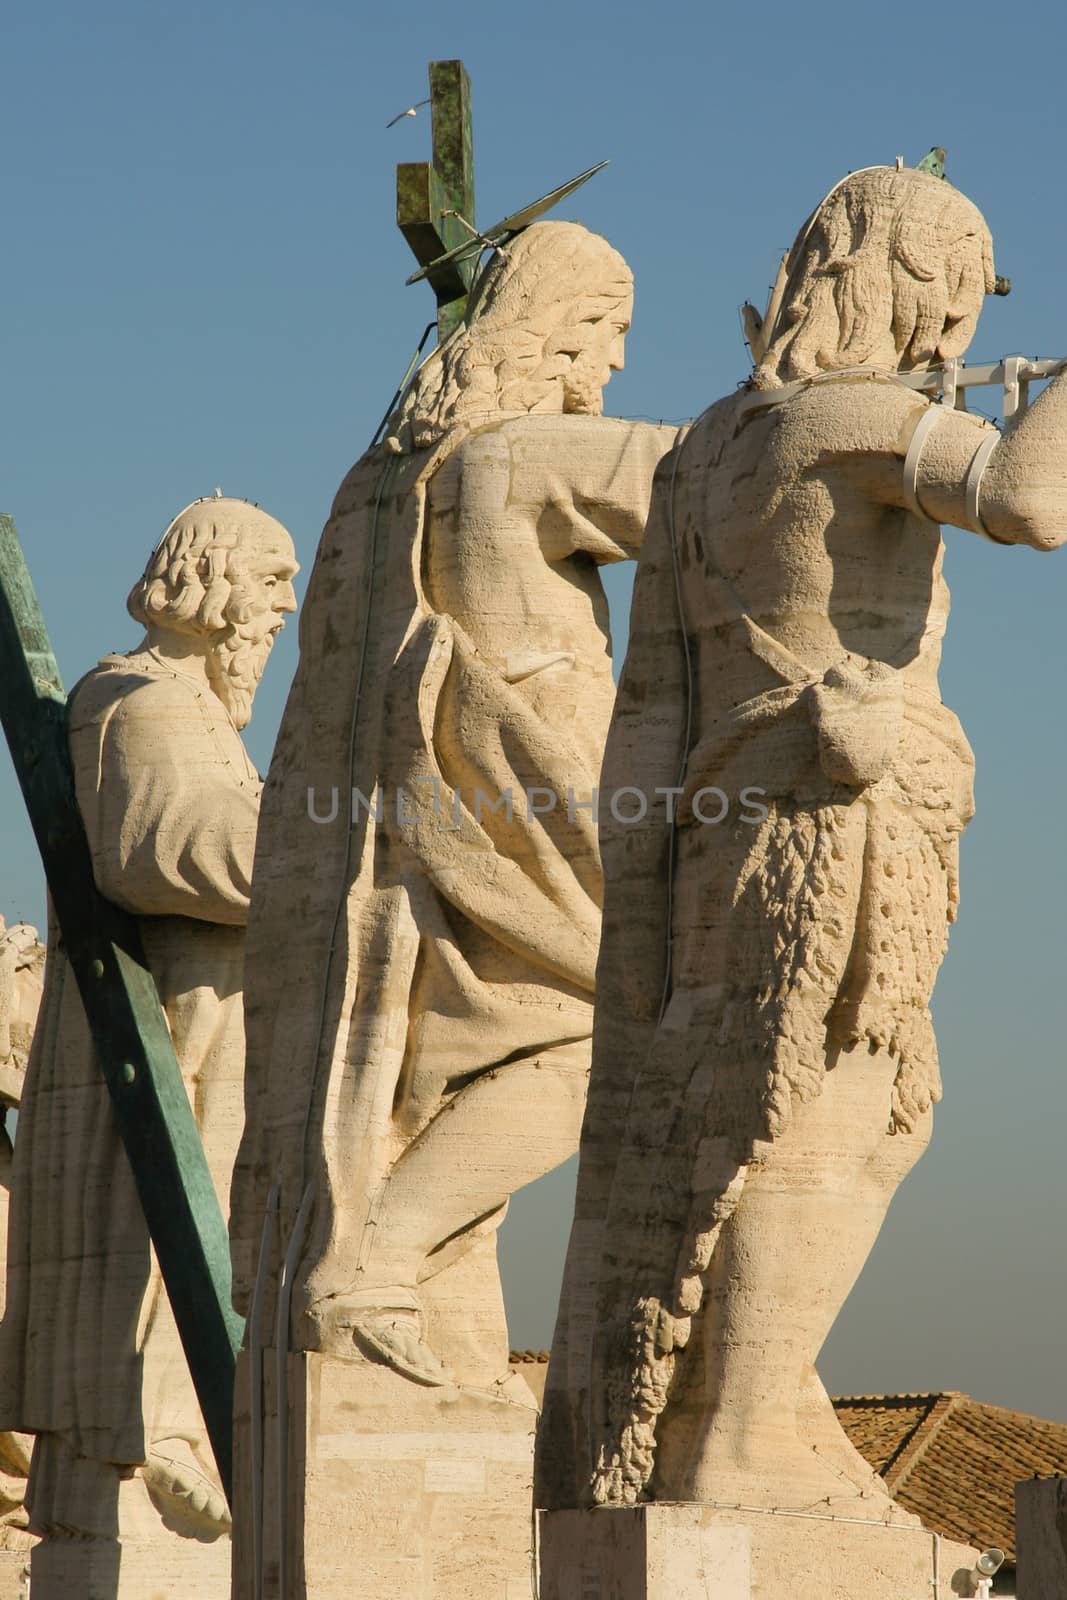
(0, 516), (243, 1504)
(396, 59), (476, 341)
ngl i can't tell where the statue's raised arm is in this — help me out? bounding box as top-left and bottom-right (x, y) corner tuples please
(537, 162), (1064, 1543)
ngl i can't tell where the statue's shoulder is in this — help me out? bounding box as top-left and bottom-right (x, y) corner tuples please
(492, 412), (648, 445)
(742, 369), (921, 432)
(674, 392), (747, 464)
(327, 445), (408, 521)
(69, 655), (209, 730)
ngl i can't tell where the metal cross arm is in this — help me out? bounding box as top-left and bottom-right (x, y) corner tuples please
(0, 514), (244, 1506)
(392, 56), (608, 359)
(396, 59), (476, 340)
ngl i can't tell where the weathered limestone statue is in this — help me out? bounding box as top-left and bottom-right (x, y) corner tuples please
(229, 221), (676, 1597)
(0, 917), (45, 1592)
(537, 166), (1067, 1597)
(0, 915), (44, 1164)
(0, 499), (297, 1599)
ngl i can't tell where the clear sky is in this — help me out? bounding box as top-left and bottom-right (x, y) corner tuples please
(2, 0), (1066, 1419)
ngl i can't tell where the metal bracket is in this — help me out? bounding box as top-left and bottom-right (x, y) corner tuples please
(1002, 354), (1029, 419)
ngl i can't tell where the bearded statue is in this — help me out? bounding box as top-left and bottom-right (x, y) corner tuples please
(0, 497), (297, 1600)
(231, 221), (677, 1386)
(227, 221), (677, 1598)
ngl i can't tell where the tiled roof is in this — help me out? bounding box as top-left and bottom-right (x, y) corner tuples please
(510, 1363), (1067, 1561)
(830, 1391), (946, 1477)
(833, 1392), (1067, 1561)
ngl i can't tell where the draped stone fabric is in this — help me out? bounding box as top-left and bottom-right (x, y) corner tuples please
(0, 655), (259, 1486)
(231, 410), (676, 1372)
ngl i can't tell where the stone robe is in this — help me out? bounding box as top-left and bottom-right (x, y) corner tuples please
(231, 412), (676, 1369)
(0, 652), (259, 1498)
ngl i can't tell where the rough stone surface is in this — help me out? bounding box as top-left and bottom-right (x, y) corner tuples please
(0, 498), (297, 1598)
(229, 221), (675, 1595)
(0, 1553), (27, 1600)
(235, 1351), (538, 1600)
(538, 161), (1067, 1577)
(0, 919), (43, 1115)
(0, 918), (44, 1579)
(1015, 1478), (1067, 1599)
(538, 1506), (979, 1599)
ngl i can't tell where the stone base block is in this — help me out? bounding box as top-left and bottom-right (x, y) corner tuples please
(538, 1504), (980, 1600)
(234, 1350), (539, 1600)
(29, 1531), (229, 1600)
(1016, 1477), (1067, 1598)
(28, 1472), (229, 1600)
(0, 1548), (29, 1600)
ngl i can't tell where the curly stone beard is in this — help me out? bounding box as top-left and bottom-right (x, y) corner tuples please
(562, 356), (607, 416)
(205, 595), (279, 730)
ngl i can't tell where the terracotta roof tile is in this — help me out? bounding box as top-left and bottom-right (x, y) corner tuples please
(834, 1392), (1067, 1561)
(831, 1392), (945, 1477)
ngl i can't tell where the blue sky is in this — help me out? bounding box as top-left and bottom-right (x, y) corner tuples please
(2, 0), (1067, 1416)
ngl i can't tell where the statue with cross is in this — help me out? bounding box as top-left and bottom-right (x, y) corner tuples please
(0, 499), (297, 1598)
(225, 57), (677, 1600)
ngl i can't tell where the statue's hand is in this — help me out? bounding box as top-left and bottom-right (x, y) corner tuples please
(808, 659), (903, 788)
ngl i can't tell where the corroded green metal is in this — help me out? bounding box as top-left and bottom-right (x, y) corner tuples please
(0, 514), (243, 1505)
(397, 58), (476, 340)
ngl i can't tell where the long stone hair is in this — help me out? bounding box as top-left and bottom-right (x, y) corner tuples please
(755, 166), (996, 386)
(387, 220), (633, 451)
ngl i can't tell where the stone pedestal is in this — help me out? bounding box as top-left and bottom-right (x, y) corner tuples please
(538, 1504), (980, 1600)
(234, 1350), (539, 1600)
(0, 1547), (28, 1600)
(1016, 1478), (1067, 1598)
(28, 1472), (229, 1600)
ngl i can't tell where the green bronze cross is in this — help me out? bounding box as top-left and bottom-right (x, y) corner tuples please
(396, 59), (476, 341)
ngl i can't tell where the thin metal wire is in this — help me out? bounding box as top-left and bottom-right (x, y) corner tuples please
(249, 1181), (280, 1600)
(369, 322), (437, 448)
(274, 1184), (314, 1600)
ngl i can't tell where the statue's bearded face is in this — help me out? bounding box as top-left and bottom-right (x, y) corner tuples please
(206, 541), (298, 728)
(562, 297), (632, 417)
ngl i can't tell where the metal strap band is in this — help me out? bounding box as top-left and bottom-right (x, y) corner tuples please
(902, 404), (943, 521)
(965, 431), (1006, 543)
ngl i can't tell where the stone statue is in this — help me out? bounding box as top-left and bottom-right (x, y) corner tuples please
(0, 498), (297, 1598)
(228, 221), (675, 1597)
(0, 916), (44, 1153)
(538, 166), (1067, 1529)
(0, 916), (44, 1578)
(232, 219), (676, 1382)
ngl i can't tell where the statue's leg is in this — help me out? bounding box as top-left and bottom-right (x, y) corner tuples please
(658, 1042), (931, 1508)
(363, 1035), (589, 1281)
(309, 1038), (588, 1375)
(790, 1105), (934, 1504)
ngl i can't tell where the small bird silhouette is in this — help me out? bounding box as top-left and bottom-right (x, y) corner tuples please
(386, 97), (431, 130)
(916, 146), (946, 179)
